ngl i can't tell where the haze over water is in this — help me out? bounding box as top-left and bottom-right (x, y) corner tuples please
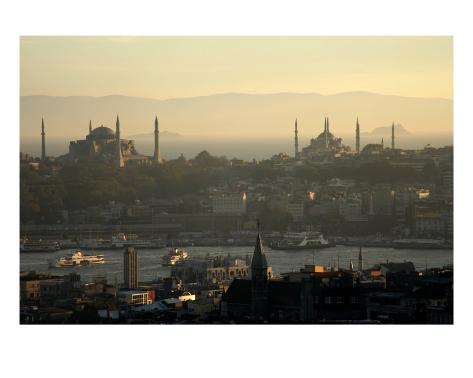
(20, 246), (453, 284)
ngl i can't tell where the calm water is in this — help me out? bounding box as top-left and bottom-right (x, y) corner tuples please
(20, 245), (453, 284)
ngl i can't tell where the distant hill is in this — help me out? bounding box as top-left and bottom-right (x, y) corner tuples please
(365, 124), (410, 136)
(20, 92), (452, 139)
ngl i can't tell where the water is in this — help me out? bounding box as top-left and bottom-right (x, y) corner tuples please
(20, 134), (452, 161)
(20, 246), (453, 284)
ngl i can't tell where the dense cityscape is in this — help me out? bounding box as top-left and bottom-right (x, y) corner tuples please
(20, 114), (453, 324)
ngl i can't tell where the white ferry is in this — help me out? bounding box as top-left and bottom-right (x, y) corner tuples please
(50, 250), (105, 267)
(162, 248), (189, 266)
(270, 232), (334, 250)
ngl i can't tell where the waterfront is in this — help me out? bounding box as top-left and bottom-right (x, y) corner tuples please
(20, 245), (453, 283)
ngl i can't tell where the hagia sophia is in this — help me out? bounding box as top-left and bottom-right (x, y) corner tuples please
(67, 115), (161, 167)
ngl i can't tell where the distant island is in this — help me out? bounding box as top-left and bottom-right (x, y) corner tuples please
(125, 131), (183, 139)
(364, 124), (410, 136)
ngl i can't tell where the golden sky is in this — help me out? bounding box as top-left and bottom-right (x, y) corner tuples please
(20, 36), (452, 99)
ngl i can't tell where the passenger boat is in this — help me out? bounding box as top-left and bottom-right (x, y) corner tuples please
(162, 248), (189, 266)
(270, 232), (334, 250)
(111, 233), (165, 249)
(50, 250), (105, 267)
(20, 238), (61, 252)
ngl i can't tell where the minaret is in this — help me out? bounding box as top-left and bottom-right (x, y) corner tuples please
(356, 117), (360, 154)
(251, 220), (269, 320)
(358, 247), (363, 272)
(89, 120), (92, 135)
(324, 117), (328, 149)
(153, 116), (161, 163)
(381, 138), (384, 150)
(115, 115), (124, 168)
(41, 118), (46, 161)
(391, 122), (395, 150)
(294, 118), (299, 159)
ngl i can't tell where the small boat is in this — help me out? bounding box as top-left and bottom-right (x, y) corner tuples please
(162, 248), (189, 266)
(50, 250), (105, 267)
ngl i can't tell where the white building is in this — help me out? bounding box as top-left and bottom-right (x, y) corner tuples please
(212, 192), (247, 214)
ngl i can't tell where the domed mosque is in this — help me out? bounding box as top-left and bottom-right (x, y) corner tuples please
(68, 116), (161, 167)
(299, 117), (350, 159)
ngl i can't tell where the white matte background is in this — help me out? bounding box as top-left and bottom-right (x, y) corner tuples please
(1, 1), (472, 377)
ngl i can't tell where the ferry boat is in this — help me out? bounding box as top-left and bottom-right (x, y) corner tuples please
(162, 248), (189, 266)
(111, 233), (165, 249)
(20, 238), (61, 252)
(50, 250), (105, 267)
(270, 232), (334, 250)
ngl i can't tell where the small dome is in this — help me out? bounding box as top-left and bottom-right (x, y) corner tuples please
(90, 125), (115, 139)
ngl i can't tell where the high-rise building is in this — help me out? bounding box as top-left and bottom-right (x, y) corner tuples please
(124, 246), (138, 289)
(41, 118), (46, 161)
(356, 117), (360, 154)
(115, 115), (124, 168)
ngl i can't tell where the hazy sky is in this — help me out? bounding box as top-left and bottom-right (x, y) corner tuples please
(20, 36), (453, 99)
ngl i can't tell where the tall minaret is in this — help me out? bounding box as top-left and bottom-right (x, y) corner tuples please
(324, 117), (328, 149)
(356, 117), (360, 154)
(89, 120), (92, 135)
(251, 220), (270, 320)
(381, 138), (384, 150)
(115, 115), (124, 168)
(294, 118), (299, 159)
(153, 116), (161, 163)
(391, 122), (395, 150)
(41, 118), (46, 161)
(358, 247), (363, 272)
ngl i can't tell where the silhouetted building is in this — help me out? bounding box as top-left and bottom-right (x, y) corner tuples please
(124, 246), (138, 289)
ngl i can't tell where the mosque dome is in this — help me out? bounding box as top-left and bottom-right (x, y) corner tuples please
(90, 125), (115, 140)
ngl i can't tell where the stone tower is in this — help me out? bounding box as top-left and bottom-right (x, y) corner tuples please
(358, 247), (363, 271)
(115, 115), (124, 168)
(89, 120), (92, 135)
(153, 116), (161, 163)
(356, 117), (360, 154)
(41, 118), (46, 161)
(124, 246), (138, 289)
(251, 221), (270, 320)
(391, 122), (395, 150)
(294, 118), (299, 159)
